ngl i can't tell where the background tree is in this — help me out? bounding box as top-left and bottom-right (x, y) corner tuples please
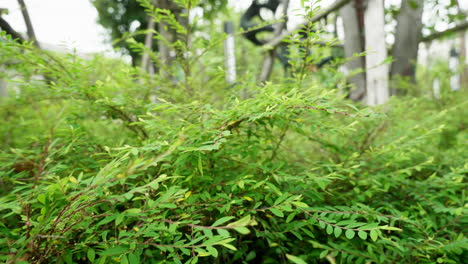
(91, 0), (228, 66)
(364, 0), (389, 105)
(91, 0), (153, 66)
(339, 0), (365, 101)
(17, 0), (39, 48)
(390, 0), (424, 93)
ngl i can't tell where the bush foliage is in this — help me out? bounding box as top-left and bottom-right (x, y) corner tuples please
(0, 2), (467, 263)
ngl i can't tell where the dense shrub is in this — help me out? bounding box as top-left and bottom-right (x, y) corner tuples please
(0, 10), (467, 264)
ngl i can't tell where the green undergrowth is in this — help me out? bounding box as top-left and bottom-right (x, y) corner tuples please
(0, 23), (467, 264)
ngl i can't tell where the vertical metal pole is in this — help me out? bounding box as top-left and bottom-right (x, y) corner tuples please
(224, 21), (236, 84)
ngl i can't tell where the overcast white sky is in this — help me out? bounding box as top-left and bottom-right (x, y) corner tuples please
(0, 0), (113, 54)
(0, 0), (354, 54)
(0, 0), (313, 56)
(0, 0), (467, 57)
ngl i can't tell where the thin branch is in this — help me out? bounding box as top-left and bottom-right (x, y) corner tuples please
(294, 106), (370, 117)
(17, 0), (40, 48)
(270, 122), (289, 161)
(421, 21), (468, 43)
(0, 16), (26, 42)
(275, 0), (290, 35)
(258, 0), (291, 83)
(258, 50), (276, 83)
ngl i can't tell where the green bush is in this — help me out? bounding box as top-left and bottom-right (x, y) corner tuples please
(0, 4), (467, 264)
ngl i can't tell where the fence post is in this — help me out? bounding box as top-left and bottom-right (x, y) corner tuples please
(449, 48), (460, 91)
(433, 78), (440, 99)
(224, 21), (237, 84)
(364, 0), (389, 105)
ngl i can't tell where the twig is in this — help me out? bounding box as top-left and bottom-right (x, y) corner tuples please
(294, 106), (370, 117)
(270, 122), (289, 161)
(265, 0), (353, 48)
(421, 21), (468, 43)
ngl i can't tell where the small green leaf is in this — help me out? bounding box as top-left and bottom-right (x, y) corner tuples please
(334, 227), (342, 238)
(336, 220), (355, 226)
(319, 249), (329, 259)
(345, 230), (355, 239)
(124, 192), (133, 200)
(37, 194), (46, 205)
(115, 214), (124, 226)
(379, 225), (402, 231)
(198, 154), (204, 177)
(233, 226), (250, 234)
(217, 228), (230, 237)
(227, 215), (251, 227)
(318, 221), (326, 229)
(286, 212), (296, 223)
(326, 225), (333, 235)
(370, 229), (378, 241)
(212, 216), (235, 227)
(220, 243), (237, 251)
(87, 248), (95, 262)
(97, 256), (108, 264)
(274, 193), (289, 206)
(100, 246), (128, 256)
(191, 256), (199, 264)
(358, 223), (379, 230)
(286, 254), (307, 264)
(358, 230), (367, 240)
(196, 249), (210, 257)
(97, 215), (116, 226)
(120, 255), (129, 264)
(243, 196), (253, 201)
(206, 246), (218, 258)
(69, 176), (78, 184)
(291, 201), (308, 208)
(128, 253), (138, 264)
(269, 208), (284, 217)
(159, 203), (177, 209)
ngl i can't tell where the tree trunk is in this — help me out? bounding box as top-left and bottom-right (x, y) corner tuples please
(258, 0), (289, 83)
(340, 0), (366, 101)
(141, 15), (155, 75)
(258, 51), (275, 83)
(364, 0), (389, 105)
(155, 0), (175, 78)
(460, 31), (468, 90)
(456, 0), (468, 90)
(17, 0), (40, 48)
(390, 0), (424, 92)
(157, 22), (171, 65)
